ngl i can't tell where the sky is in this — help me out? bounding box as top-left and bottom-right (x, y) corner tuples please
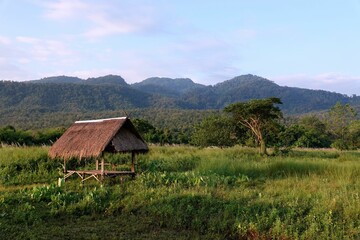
(1, 0), (360, 95)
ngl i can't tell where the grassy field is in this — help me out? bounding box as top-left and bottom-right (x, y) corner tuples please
(0, 145), (360, 239)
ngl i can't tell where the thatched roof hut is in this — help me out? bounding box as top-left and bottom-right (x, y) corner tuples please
(49, 117), (148, 160)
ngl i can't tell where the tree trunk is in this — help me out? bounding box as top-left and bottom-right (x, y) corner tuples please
(258, 132), (267, 155)
(260, 140), (267, 155)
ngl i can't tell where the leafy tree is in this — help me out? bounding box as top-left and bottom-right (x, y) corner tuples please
(296, 131), (327, 148)
(279, 116), (331, 148)
(326, 102), (357, 150)
(0, 126), (32, 145)
(262, 121), (283, 148)
(132, 118), (192, 145)
(299, 115), (327, 133)
(191, 115), (238, 147)
(278, 124), (305, 148)
(224, 97), (283, 155)
(132, 118), (161, 143)
(297, 115), (331, 148)
(348, 120), (360, 149)
(132, 118), (156, 135)
(33, 127), (65, 145)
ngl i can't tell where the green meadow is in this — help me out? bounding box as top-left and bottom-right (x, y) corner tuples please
(1, 145), (360, 239)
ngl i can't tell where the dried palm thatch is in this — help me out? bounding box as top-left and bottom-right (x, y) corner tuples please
(49, 117), (148, 160)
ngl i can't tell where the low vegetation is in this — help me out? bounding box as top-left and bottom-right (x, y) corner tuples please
(1, 145), (360, 239)
(0, 126), (65, 146)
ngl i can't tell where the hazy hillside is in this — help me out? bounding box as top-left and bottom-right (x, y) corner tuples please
(29, 76), (83, 84)
(1, 74), (360, 128)
(85, 75), (128, 86)
(0, 81), (177, 112)
(180, 75), (357, 113)
(30, 75), (128, 86)
(132, 77), (206, 97)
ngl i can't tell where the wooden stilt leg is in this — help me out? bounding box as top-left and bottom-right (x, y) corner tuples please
(131, 152), (135, 179)
(63, 159), (67, 182)
(101, 158), (105, 182)
(131, 152), (135, 173)
(96, 159), (99, 170)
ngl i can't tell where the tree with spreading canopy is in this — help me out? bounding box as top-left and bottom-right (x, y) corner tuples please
(349, 120), (360, 149)
(190, 115), (238, 147)
(224, 97), (283, 155)
(326, 102), (357, 150)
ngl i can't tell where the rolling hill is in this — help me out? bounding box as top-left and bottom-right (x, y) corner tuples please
(180, 75), (355, 113)
(30, 75), (128, 86)
(1, 74), (360, 128)
(132, 77), (206, 97)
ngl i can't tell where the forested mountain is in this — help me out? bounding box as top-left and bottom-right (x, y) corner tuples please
(29, 76), (83, 84)
(1, 74), (360, 128)
(0, 81), (177, 112)
(181, 75), (357, 113)
(132, 77), (206, 97)
(30, 75), (128, 86)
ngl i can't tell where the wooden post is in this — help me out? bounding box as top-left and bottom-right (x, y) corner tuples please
(63, 158), (67, 182)
(101, 158), (105, 182)
(64, 159), (67, 173)
(131, 152), (135, 173)
(96, 159), (99, 170)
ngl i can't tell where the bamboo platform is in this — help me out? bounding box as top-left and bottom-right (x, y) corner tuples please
(64, 169), (135, 182)
(63, 153), (137, 183)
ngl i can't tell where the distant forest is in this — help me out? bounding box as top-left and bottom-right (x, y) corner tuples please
(1, 74), (359, 117)
(1, 74), (360, 149)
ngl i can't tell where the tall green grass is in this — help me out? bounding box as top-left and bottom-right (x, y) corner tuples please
(1, 145), (360, 239)
(0, 146), (60, 185)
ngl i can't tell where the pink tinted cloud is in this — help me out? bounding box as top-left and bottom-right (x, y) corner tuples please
(42, 0), (88, 20)
(0, 36), (11, 45)
(41, 0), (160, 38)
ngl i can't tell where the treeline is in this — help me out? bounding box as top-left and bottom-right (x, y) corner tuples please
(190, 102), (360, 150)
(1, 102), (360, 150)
(0, 126), (65, 146)
(133, 102), (360, 150)
(0, 108), (217, 130)
(132, 119), (192, 145)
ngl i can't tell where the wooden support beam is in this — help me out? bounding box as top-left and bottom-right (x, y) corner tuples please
(64, 159), (67, 173)
(64, 171), (75, 180)
(101, 158), (105, 182)
(82, 174), (100, 183)
(96, 159), (99, 170)
(63, 159), (67, 182)
(131, 152), (135, 173)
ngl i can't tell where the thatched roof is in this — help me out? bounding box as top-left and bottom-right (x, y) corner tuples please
(49, 117), (148, 159)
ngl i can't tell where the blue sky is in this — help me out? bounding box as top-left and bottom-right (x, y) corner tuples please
(1, 0), (360, 95)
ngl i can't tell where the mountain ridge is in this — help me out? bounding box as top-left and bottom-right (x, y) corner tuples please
(1, 74), (359, 116)
(132, 77), (207, 97)
(29, 74), (128, 86)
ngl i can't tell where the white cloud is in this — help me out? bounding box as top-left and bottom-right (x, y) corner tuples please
(0, 35), (81, 81)
(84, 13), (142, 38)
(16, 36), (75, 61)
(42, 0), (88, 20)
(0, 36), (11, 45)
(40, 0), (160, 39)
(105, 34), (241, 84)
(272, 73), (360, 95)
(168, 36), (241, 84)
(0, 58), (32, 80)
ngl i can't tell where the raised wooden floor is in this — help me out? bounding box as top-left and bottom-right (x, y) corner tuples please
(64, 169), (135, 182)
